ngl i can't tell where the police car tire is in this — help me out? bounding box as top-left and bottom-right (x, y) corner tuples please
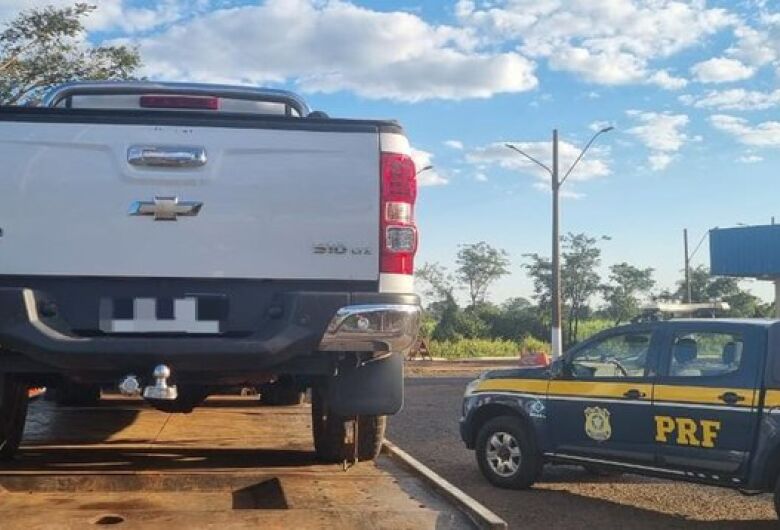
(476, 416), (541, 489)
(0, 376), (28, 461)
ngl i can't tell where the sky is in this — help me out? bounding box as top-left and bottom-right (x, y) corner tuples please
(3, 0), (778, 304)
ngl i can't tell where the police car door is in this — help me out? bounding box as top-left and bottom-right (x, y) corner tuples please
(653, 323), (762, 483)
(548, 328), (659, 465)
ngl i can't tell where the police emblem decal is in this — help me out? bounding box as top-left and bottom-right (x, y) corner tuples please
(584, 406), (612, 441)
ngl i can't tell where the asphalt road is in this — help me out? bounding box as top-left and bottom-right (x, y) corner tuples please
(387, 377), (777, 529)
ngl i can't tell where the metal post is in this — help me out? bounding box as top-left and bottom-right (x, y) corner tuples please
(775, 279), (780, 319)
(684, 229), (692, 303)
(551, 130), (562, 359)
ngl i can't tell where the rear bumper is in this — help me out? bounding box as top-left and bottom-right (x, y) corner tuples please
(0, 287), (419, 375)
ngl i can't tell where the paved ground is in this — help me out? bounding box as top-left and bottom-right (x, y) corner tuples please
(2, 398), (473, 530)
(388, 376), (778, 530)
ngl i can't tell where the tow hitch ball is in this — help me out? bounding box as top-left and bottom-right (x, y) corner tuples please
(142, 364), (178, 401)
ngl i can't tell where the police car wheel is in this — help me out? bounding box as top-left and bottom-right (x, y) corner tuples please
(476, 416), (540, 489)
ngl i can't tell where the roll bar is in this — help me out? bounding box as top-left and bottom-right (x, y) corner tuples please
(42, 81), (312, 117)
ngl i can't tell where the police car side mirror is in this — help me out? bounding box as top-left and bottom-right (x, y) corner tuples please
(550, 358), (568, 379)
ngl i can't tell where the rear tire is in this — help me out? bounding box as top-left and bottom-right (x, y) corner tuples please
(260, 377), (305, 406)
(311, 386), (385, 462)
(475, 415), (541, 489)
(0, 375), (28, 461)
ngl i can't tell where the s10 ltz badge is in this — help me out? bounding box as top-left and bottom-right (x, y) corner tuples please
(584, 406), (612, 441)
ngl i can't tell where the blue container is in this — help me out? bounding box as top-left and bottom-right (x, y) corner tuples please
(710, 225), (780, 278)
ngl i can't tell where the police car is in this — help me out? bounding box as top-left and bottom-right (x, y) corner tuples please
(459, 318), (780, 518)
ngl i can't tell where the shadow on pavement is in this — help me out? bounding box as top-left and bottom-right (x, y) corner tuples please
(513, 486), (776, 530)
(4, 446), (318, 473)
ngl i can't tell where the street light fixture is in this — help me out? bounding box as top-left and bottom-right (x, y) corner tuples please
(683, 226), (717, 303)
(506, 126), (614, 359)
(416, 165), (433, 176)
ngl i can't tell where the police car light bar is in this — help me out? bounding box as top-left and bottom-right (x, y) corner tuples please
(643, 302), (731, 314)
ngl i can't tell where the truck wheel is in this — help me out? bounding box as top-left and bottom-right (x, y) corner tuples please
(260, 377), (304, 406)
(311, 387), (386, 462)
(774, 475), (780, 520)
(475, 415), (541, 489)
(54, 381), (101, 406)
(0, 376), (28, 461)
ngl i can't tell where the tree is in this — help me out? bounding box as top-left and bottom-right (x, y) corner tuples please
(562, 233), (604, 345)
(456, 241), (511, 307)
(0, 3), (140, 105)
(416, 262), (456, 308)
(524, 253), (552, 315)
(416, 262), (460, 340)
(525, 233), (606, 346)
(489, 297), (548, 343)
(601, 262), (656, 325)
(672, 265), (772, 317)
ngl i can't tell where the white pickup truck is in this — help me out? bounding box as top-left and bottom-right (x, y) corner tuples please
(0, 81), (420, 463)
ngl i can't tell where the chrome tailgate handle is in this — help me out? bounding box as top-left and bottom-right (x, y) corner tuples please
(128, 146), (207, 168)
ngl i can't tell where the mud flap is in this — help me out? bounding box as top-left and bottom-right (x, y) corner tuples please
(326, 352), (403, 416)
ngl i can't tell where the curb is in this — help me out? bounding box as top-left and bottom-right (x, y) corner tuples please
(382, 440), (508, 530)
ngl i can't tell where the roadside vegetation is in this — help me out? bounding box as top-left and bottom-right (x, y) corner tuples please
(418, 235), (773, 358)
(0, 3), (139, 105)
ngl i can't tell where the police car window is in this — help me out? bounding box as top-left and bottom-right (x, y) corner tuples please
(569, 333), (652, 379)
(669, 332), (743, 378)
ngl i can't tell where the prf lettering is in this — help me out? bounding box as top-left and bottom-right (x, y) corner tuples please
(654, 416), (721, 448)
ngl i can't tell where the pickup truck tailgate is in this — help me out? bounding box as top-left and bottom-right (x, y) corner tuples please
(0, 115), (380, 281)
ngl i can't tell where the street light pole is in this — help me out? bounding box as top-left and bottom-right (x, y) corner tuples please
(683, 228), (713, 304)
(684, 229), (691, 303)
(506, 125), (613, 359)
(551, 130), (562, 358)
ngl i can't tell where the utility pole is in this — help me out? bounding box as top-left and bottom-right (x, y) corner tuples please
(684, 229), (692, 303)
(506, 126), (613, 359)
(551, 130), (562, 358)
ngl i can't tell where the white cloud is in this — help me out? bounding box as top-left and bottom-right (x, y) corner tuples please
(466, 139), (610, 196)
(474, 172), (488, 182)
(455, 0), (734, 87)
(132, 0), (537, 102)
(647, 70), (688, 90)
(411, 148), (449, 187)
(691, 57), (755, 83)
(444, 140), (464, 150)
(710, 114), (780, 147)
(737, 154), (763, 163)
(589, 120), (613, 132)
(727, 22), (777, 68)
(626, 111), (690, 171)
(681, 88), (780, 111)
(648, 153), (674, 171)
(0, 0), (196, 32)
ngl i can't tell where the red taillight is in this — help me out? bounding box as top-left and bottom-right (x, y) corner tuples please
(139, 95), (220, 110)
(380, 152), (418, 275)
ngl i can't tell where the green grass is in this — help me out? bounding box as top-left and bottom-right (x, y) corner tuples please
(427, 337), (551, 359)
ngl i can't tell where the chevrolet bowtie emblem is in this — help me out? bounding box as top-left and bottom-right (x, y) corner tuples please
(129, 196), (203, 221)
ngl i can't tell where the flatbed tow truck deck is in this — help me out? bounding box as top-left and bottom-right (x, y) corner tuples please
(0, 397), (502, 529)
